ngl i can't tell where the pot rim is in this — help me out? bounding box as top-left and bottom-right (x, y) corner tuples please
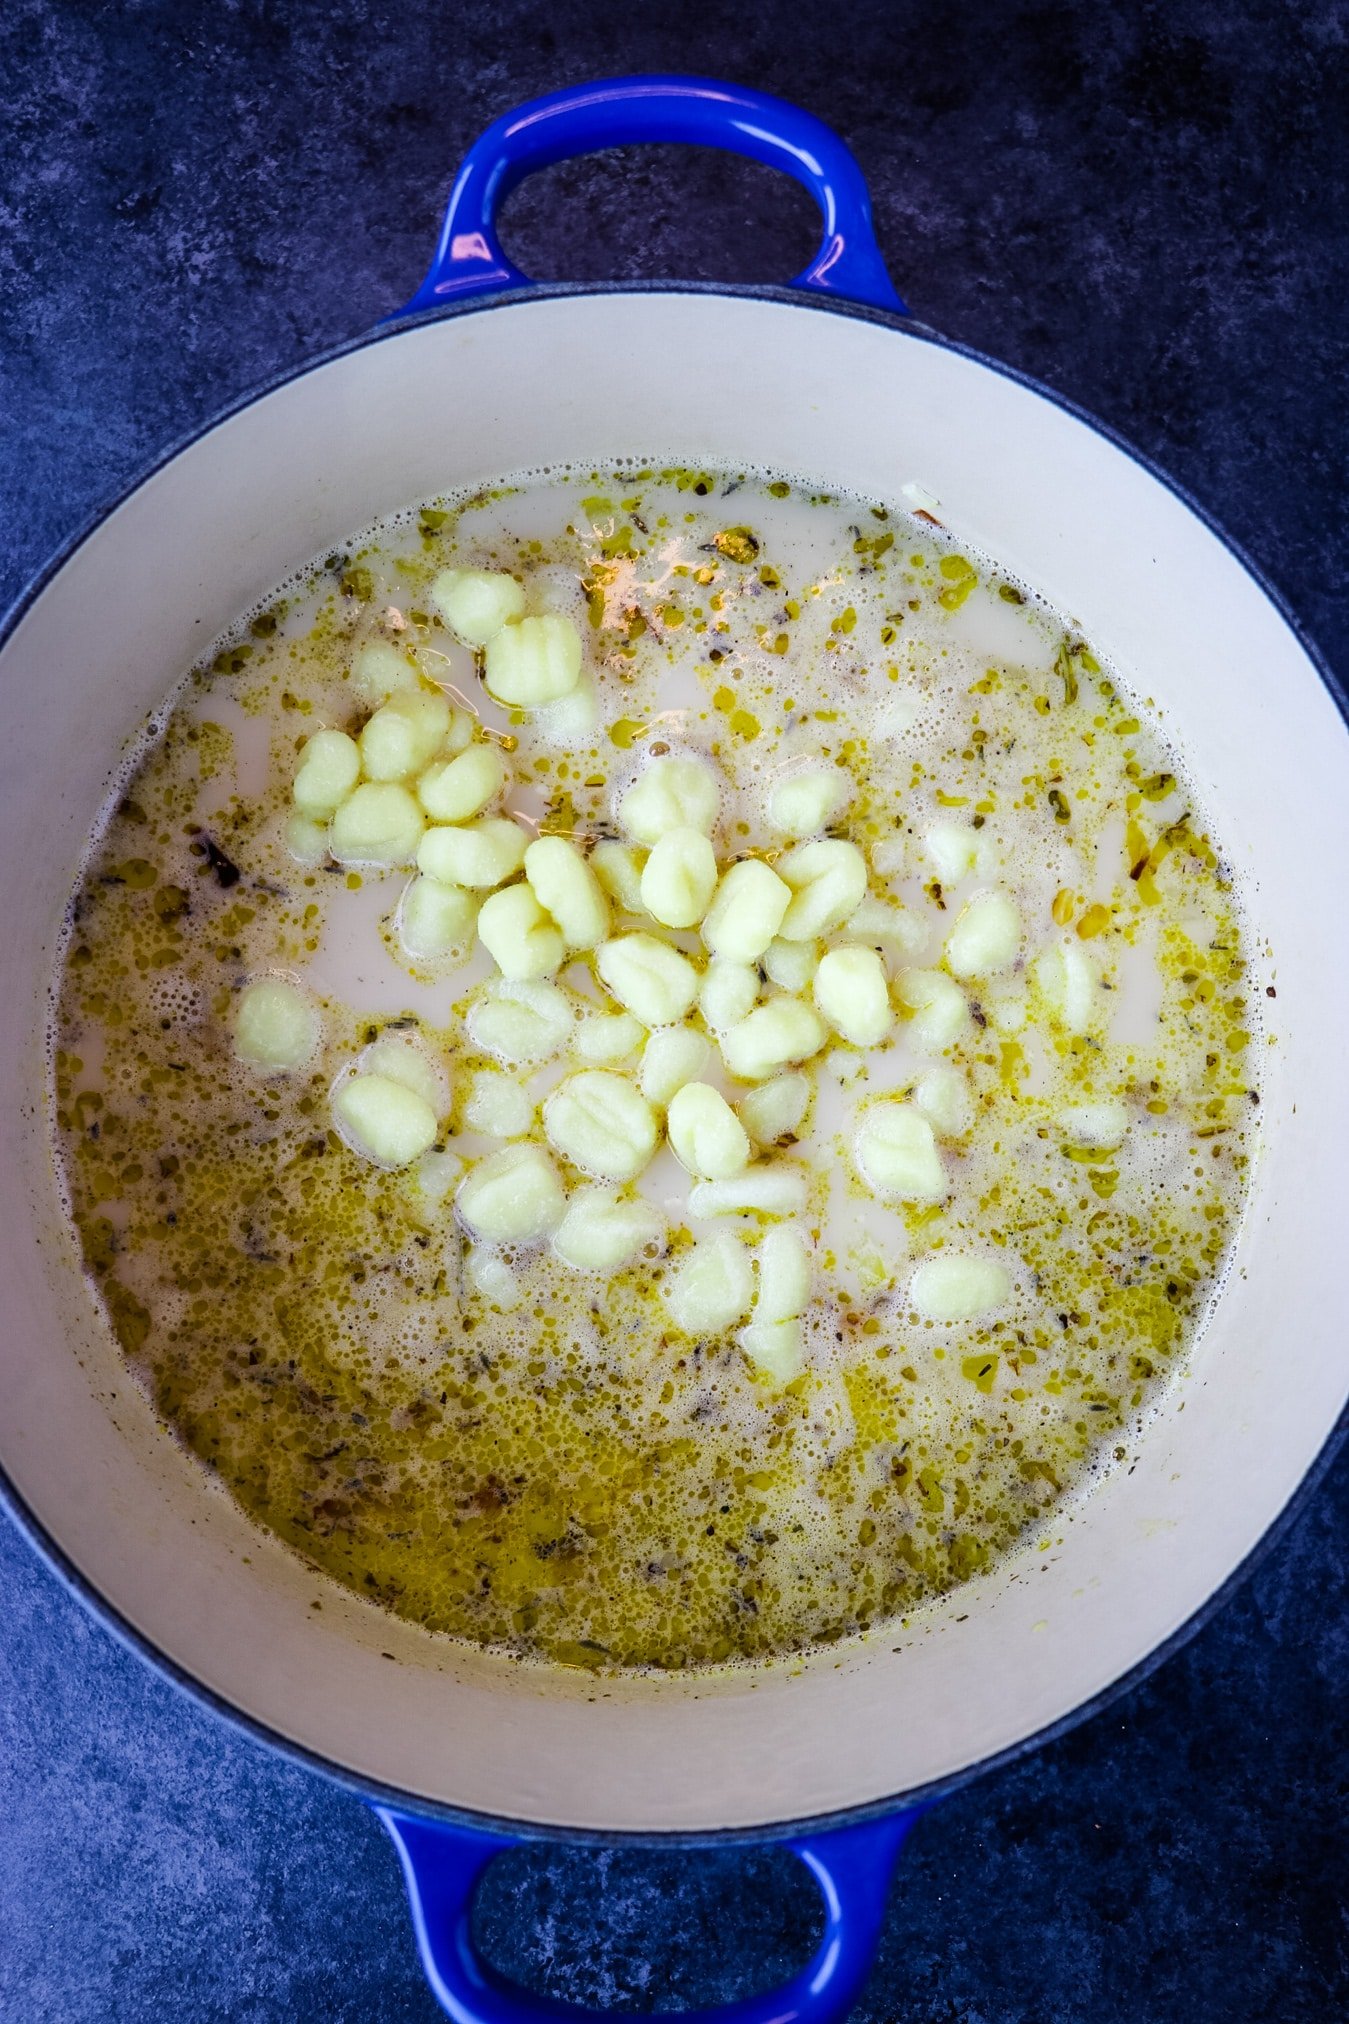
(4, 277), (1346, 1845)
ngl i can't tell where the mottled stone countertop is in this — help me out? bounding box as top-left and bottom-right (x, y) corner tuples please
(2, 3), (1346, 2018)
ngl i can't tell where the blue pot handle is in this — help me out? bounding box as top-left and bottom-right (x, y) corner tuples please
(379, 1805), (922, 2024)
(391, 74), (906, 320)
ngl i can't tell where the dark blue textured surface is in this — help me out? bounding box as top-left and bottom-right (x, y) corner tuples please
(2, 4), (1347, 2019)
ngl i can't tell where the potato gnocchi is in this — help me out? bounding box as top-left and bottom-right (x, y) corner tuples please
(51, 464), (1258, 1673)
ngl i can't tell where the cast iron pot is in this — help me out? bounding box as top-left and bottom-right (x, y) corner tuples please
(3, 76), (1347, 2024)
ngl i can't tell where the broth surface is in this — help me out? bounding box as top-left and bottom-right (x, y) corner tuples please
(51, 465), (1258, 1670)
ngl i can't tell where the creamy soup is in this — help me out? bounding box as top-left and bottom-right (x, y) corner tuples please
(51, 466), (1258, 1671)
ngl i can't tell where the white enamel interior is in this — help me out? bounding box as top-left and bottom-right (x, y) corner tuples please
(2, 293), (1346, 1835)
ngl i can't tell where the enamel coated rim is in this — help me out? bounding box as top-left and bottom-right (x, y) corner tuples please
(3, 281), (1346, 1846)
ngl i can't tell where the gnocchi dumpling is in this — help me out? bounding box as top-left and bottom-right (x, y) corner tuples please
(233, 977), (321, 1073)
(1034, 941), (1098, 1033)
(812, 946), (892, 1047)
(687, 1163), (808, 1219)
(923, 821), (984, 887)
(737, 1073), (810, 1147)
(484, 613), (583, 708)
(596, 934), (700, 1028)
(399, 875), (477, 960)
(466, 979), (574, 1063)
(591, 840), (649, 916)
(418, 816), (529, 889)
(699, 960), (759, 1035)
(945, 890), (1021, 980)
(431, 567), (526, 647)
(360, 688), (451, 781)
(762, 937), (818, 993)
(701, 858), (790, 963)
(417, 743), (505, 824)
(414, 1148), (464, 1203)
(776, 839), (868, 941)
(896, 968), (970, 1053)
(666, 1083), (752, 1181)
(477, 882), (566, 981)
(640, 827), (718, 929)
(358, 1034), (449, 1118)
(741, 1315), (805, 1386)
(573, 1011), (646, 1067)
(847, 897), (929, 966)
(664, 1233), (753, 1334)
(457, 1143), (567, 1243)
(908, 1254), (1011, 1322)
(756, 1223), (812, 1321)
(284, 812), (329, 866)
(768, 765), (848, 837)
(639, 1024), (711, 1107)
(333, 1073), (438, 1169)
(721, 998), (826, 1081)
(544, 1070), (658, 1182)
(913, 1065), (973, 1140)
(330, 782), (424, 865)
(351, 638), (419, 702)
(854, 1102), (947, 1203)
(292, 730), (360, 818)
(524, 836), (611, 950)
(619, 754), (719, 845)
(553, 1187), (666, 1273)
(463, 1068), (535, 1140)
